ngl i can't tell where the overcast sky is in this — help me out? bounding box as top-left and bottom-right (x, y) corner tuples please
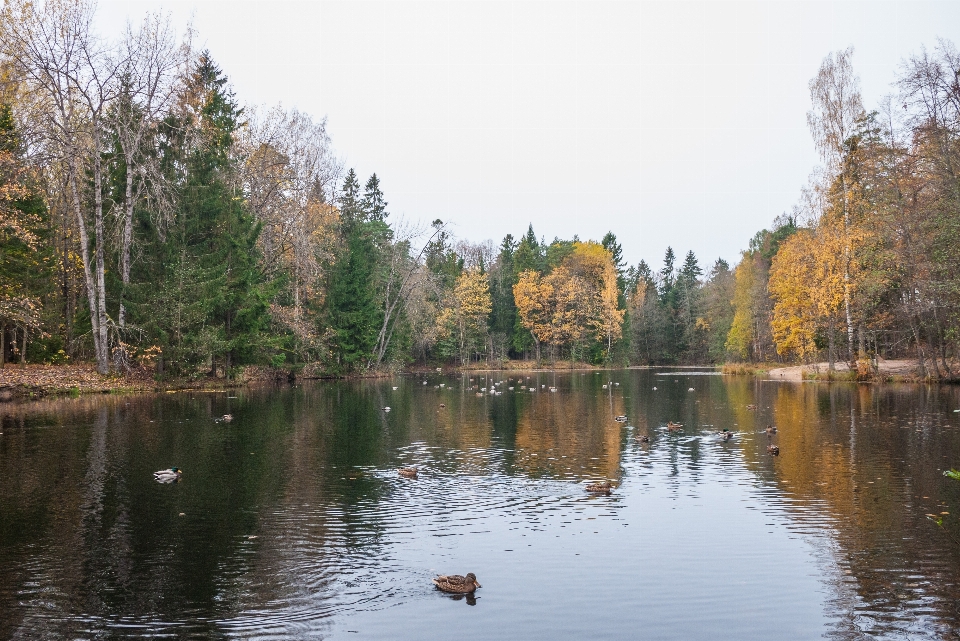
(97, 0), (960, 269)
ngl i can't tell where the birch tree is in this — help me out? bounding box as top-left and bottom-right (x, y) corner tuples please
(808, 47), (864, 365)
(2, 0), (123, 373)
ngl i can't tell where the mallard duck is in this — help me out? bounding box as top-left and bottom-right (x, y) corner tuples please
(637, 435), (650, 443)
(433, 573), (481, 593)
(398, 467), (418, 479)
(585, 481), (614, 494)
(766, 425), (777, 435)
(719, 429), (734, 441)
(746, 404), (757, 411)
(614, 415), (628, 423)
(153, 467), (182, 483)
(767, 445), (780, 456)
(222, 414), (233, 422)
(667, 422), (683, 431)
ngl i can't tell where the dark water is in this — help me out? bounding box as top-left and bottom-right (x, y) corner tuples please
(2, 370), (960, 640)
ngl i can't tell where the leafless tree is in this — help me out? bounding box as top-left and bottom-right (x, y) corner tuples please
(2, 0), (123, 373)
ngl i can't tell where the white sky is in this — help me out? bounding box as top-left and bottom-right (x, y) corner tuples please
(97, 0), (960, 269)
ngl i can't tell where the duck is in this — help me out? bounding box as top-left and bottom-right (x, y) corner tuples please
(667, 422), (683, 431)
(614, 415), (628, 423)
(221, 414), (233, 422)
(719, 429), (734, 441)
(153, 467), (182, 483)
(637, 435), (650, 443)
(765, 425), (778, 435)
(382, 406), (391, 412)
(439, 403), (446, 408)
(398, 467), (418, 479)
(392, 386), (399, 390)
(746, 404), (757, 411)
(585, 481), (614, 494)
(767, 445), (780, 456)
(433, 573), (481, 593)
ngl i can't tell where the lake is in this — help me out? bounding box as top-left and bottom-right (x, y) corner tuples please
(2, 369), (960, 640)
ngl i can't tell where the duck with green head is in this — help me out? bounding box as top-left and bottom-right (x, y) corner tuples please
(154, 467), (182, 483)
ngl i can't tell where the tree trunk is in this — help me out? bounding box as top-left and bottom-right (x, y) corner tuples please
(841, 174), (855, 367)
(911, 319), (927, 379)
(68, 167), (107, 374)
(93, 148), (110, 374)
(1, 323), (5, 368)
(20, 326), (27, 365)
(828, 318), (836, 372)
(119, 163), (134, 329)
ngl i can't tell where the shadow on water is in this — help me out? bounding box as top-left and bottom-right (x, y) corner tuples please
(1, 372), (960, 639)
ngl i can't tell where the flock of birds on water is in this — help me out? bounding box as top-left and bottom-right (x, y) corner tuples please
(151, 374), (781, 595)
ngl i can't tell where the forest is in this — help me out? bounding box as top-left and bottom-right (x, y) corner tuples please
(1, 1), (960, 380)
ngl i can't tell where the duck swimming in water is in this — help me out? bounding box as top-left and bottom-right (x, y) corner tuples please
(667, 422), (683, 431)
(614, 415), (628, 423)
(433, 573), (481, 593)
(153, 467), (182, 483)
(585, 481), (614, 494)
(398, 467), (418, 479)
(765, 425), (777, 435)
(767, 445), (780, 456)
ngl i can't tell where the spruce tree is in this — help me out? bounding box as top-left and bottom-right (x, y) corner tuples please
(324, 169), (390, 371)
(132, 53), (271, 377)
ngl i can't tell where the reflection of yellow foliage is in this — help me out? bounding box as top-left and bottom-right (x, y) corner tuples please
(513, 392), (623, 480)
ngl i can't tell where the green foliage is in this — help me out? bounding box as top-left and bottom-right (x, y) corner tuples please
(129, 53), (273, 377)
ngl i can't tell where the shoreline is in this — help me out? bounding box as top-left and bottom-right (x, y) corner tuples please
(1, 358), (947, 402)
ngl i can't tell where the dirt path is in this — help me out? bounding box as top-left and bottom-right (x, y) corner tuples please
(767, 359), (919, 381)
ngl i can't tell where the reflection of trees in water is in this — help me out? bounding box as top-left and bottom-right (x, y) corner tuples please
(0, 391), (293, 637)
(753, 382), (960, 637)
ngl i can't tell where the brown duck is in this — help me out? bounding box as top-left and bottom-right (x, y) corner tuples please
(667, 422), (683, 431)
(398, 467), (418, 479)
(433, 573), (481, 593)
(637, 435), (650, 443)
(585, 481), (614, 494)
(765, 425), (777, 435)
(767, 445), (780, 456)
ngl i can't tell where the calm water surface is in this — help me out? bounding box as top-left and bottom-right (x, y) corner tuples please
(2, 370), (960, 639)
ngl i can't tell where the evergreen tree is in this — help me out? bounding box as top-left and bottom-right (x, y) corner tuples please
(361, 173), (387, 222)
(323, 169), (391, 371)
(601, 231), (627, 303)
(132, 52), (271, 377)
(490, 234), (519, 358)
(513, 224), (543, 274)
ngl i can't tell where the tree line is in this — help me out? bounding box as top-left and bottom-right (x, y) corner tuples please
(1, 1), (958, 378)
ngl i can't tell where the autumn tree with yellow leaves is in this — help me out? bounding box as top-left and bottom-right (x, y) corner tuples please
(436, 268), (492, 365)
(513, 242), (624, 363)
